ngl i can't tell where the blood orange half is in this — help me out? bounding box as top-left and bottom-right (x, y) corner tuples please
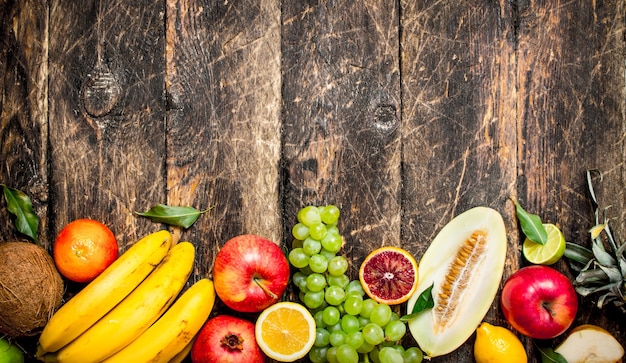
(359, 246), (418, 305)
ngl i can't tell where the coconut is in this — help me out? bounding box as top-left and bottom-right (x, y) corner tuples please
(0, 241), (64, 337)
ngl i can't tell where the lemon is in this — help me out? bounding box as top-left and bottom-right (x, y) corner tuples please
(522, 223), (566, 265)
(474, 322), (527, 363)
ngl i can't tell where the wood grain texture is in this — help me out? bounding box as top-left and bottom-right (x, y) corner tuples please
(282, 0), (402, 278)
(0, 0), (50, 246)
(48, 0), (166, 249)
(517, 0), (626, 357)
(166, 0), (282, 279)
(401, 0), (521, 360)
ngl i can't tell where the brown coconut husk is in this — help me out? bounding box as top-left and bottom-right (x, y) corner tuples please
(0, 241), (64, 337)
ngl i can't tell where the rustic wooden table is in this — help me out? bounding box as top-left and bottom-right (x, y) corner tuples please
(1, 0), (625, 362)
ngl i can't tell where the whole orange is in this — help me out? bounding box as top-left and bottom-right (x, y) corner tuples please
(53, 218), (118, 283)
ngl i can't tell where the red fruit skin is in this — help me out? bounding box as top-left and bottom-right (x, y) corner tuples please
(191, 315), (265, 363)
(500, 265), (578, 339)
(213, 234), (290, 313)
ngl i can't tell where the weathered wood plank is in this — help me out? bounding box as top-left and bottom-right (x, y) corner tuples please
(0, 0), (49, 247)
(165, 0), (282, 280)
(48, 0), (166, 249)
(281, 0), (402, 277)
(400, 0), (518, 360)
(516, 0), (626, 356)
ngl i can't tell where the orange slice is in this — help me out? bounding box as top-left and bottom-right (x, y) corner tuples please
(359, 246), (418, 305)
(254, 301), (315, 362)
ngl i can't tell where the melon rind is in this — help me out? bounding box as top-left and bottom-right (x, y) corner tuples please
(406, 206), (507, 358)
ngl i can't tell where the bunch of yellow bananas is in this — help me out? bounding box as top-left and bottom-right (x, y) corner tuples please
(36, 230), (215, 363)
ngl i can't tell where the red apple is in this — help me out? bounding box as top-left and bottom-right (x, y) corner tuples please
(500, 265), (578, 339)
(213, 234), (289, 313)
(191, 315), (265, 363)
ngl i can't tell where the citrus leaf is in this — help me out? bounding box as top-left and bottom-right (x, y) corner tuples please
(2, 185), (39, 242)
(535, 341), (567, 363)
(400, 283), (434, 321)
(512, 198), (548, 245)
(135, 204), (209, 228)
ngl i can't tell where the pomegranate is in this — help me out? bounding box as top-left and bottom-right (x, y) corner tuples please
(191, 315), (265, 363)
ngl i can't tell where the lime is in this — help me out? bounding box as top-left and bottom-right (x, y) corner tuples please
(522, 223), (566, 265)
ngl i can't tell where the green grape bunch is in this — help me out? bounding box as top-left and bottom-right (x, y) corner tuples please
(288, 205), (423, 363)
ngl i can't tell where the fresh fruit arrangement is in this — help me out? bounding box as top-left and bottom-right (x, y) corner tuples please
(36, 230), (215, 363)
(2, 170), (625, 362)
(288, 205), (423, 363)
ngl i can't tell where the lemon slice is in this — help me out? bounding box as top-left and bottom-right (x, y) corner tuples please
(522, 223), (566, 265)
(255, 301), (315, 362)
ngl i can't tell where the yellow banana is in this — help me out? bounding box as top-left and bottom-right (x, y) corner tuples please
(102, 278), (215, 363)
(45, 241), (195, 363)
(169, 338), (194, 363)
(36, 230), (172, 356)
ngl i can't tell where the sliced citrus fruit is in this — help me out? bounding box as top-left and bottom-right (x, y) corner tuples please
(522, 223), (565, 265)
(359, 246), (418, 305)
(255, 301), (315, 362)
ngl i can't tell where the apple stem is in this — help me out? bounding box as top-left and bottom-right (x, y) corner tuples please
(254, 276), (278, 300)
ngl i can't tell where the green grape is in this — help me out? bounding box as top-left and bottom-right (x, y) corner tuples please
(325, 285), (346, 305)
(309, 346), (329, 363)
(288, 248), (310, 269)
(345, 279), (365, 296)
(319, 247), (337, 261)
(384, 320), (406, 342)
(291, 238), (304, 249)
(378, 346), (403, 363)
(292, 271), (307, 290)
(321, 204), (340, 225)
(309, 222), (328, 240)
(299, 265), (313, 275)
(298, 205), (322, 227)
(362, 323), (385, 345)
(306, 273), (327, 292)
(345, 331), (364, 350)
(358, 316), (370, 329)
(304, 290), (325, 309)
(315, 328), (331, 347)
(340, 314), (360, 334)
(344, 295), (363, 316)
(369, 347), (381, 363)
(309, 253), (329, 273)
(321, 231), (343, 253)
(322, 306), (341, 326)
(326, 224), (340, 236)
(335, 344), (359, 363)
(360, 299), (378, 319)
(403, 347), (424, 363)
(326, 346), (339, 363)
(292, 222), (310, 240)
(327, 255), (349, 276)
(303, 238), (323, 255)
(370, 304), (392, 327)
(327, 274), (350, 289)
(329, 330), (347, 347)
(327, 322), (343, 332)
(314, 310), (327, 329)
(356, 339), (375, 354)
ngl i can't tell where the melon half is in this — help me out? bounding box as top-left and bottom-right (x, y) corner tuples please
(406, 206), (508, 358)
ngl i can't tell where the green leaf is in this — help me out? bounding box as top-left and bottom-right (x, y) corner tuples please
(535, 341), (567, 363)
(135, 204), (209, 229)
(400, 283), (434, 321)
(2, 185), (39, 243)
(512, 198), (548, 245)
